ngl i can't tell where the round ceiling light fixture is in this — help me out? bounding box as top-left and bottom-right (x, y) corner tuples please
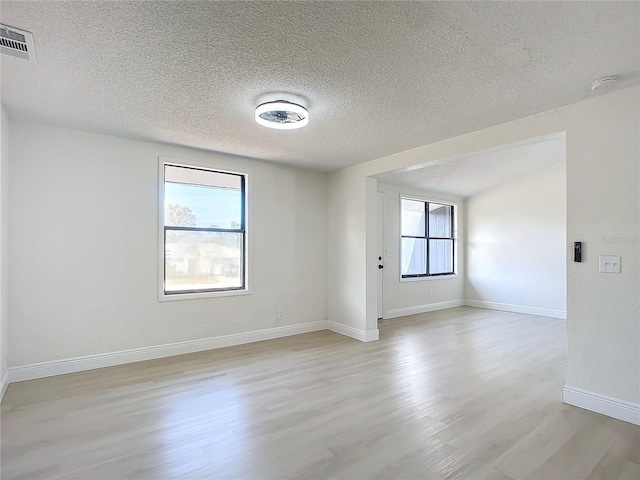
(255, 100), (309, 129)
(591, 75), (619, 91)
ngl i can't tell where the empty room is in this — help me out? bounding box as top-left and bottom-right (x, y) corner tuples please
(0, 2), (638, 480)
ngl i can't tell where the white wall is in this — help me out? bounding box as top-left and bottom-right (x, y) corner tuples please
(565, 90), (639, 405)
(377, 183), (464, 318)
(465, 162), (566, 317)
(0, 107), (9, 392)
(326, 169), (366, 332)
(9, 119), (327, 367)
(327, 86), (639, 407)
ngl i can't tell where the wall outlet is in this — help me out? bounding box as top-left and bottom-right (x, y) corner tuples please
(277, 310), (284, 320)
(428, 289), (432, 297)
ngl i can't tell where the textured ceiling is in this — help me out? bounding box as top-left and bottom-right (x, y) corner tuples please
(375, 136), (565, 198)
(0, 1), (638, 171)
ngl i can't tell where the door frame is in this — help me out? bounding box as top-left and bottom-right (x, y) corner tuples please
(377, 193), (385, 319)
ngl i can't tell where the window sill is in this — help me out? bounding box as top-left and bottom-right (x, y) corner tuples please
(159, 288), (252, 302)
(400, 275), (459, 283)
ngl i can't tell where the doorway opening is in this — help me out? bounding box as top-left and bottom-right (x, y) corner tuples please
(371, 132), (567, 327)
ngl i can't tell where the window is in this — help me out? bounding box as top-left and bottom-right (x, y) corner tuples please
(161, 161), (246, 296)
(401, 198), (455, 278)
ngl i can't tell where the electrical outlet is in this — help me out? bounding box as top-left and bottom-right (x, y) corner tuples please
(277, 310), (284, 320)
(428, 289), (432, 297)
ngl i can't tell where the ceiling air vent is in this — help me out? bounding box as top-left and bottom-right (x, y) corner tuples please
(0, 24), (36, 63)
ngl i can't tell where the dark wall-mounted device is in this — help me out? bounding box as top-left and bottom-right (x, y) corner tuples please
(574, 242), (582, 262)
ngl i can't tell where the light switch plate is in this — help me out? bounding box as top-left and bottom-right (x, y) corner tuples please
(599, 255), (621, 273)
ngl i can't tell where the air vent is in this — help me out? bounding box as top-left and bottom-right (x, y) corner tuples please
(0, 24), (36, 63)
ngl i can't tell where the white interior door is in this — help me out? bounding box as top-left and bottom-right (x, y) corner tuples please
(377, 194), (384, 319)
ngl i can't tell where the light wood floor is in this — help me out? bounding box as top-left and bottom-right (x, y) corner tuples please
(1, 307), (638, 480)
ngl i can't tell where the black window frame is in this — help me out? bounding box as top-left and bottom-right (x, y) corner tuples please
(163, 163), (247, 295)
(401, 199), (455, 278)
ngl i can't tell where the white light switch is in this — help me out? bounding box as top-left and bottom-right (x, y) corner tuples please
(599, 255), (621, 273)
(386, 249), (393, 257)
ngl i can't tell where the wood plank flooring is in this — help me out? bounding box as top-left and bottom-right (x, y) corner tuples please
(1, 307), (638, 479)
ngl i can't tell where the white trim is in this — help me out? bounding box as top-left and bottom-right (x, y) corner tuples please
(159, 288), (252, 301)
(377, 192), (385, 320)
(464, 299), (566, 319)
(400, 274), (459, 283)
(563, 385), (640, 426)
(366, 329), (380, 342)
(384, 299), (464, 319)
(8, 321), (327, 383)
(399, 193), (461, 208)
(327, 321), (379, 343)
(1, 368), (8, 401)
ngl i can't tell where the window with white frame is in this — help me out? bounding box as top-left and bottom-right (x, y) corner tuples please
(161, 162), (246, 295)
(401, 198), (455, 277)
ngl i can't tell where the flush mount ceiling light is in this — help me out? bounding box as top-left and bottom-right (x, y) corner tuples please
(591, 75), (619, 91)
(255, 100), (309, 129)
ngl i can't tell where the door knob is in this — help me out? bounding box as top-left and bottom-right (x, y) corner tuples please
(378, 264), (384, 269)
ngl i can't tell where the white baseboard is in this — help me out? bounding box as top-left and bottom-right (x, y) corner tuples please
(563, 385), (640, 426)
(384, 299), (464, 319)
(9, 321), (328, 384)
(327, 321), (379, 342)
(464, 299), (566, 319)
(365, 329), (380, 342)
(1, 368), (8, 401)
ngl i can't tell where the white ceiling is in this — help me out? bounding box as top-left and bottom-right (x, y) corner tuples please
(375, 135), (565, 198)
(0, 1), (638, 172)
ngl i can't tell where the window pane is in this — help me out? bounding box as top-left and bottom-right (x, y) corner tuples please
(401, 199), (426, 237)
(401, 237), (426, 276)
(165, 231), (243, 292)
(428, 239), (453, 274)
(428, 203), (452, 238)
(165, 165), (242, 229)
